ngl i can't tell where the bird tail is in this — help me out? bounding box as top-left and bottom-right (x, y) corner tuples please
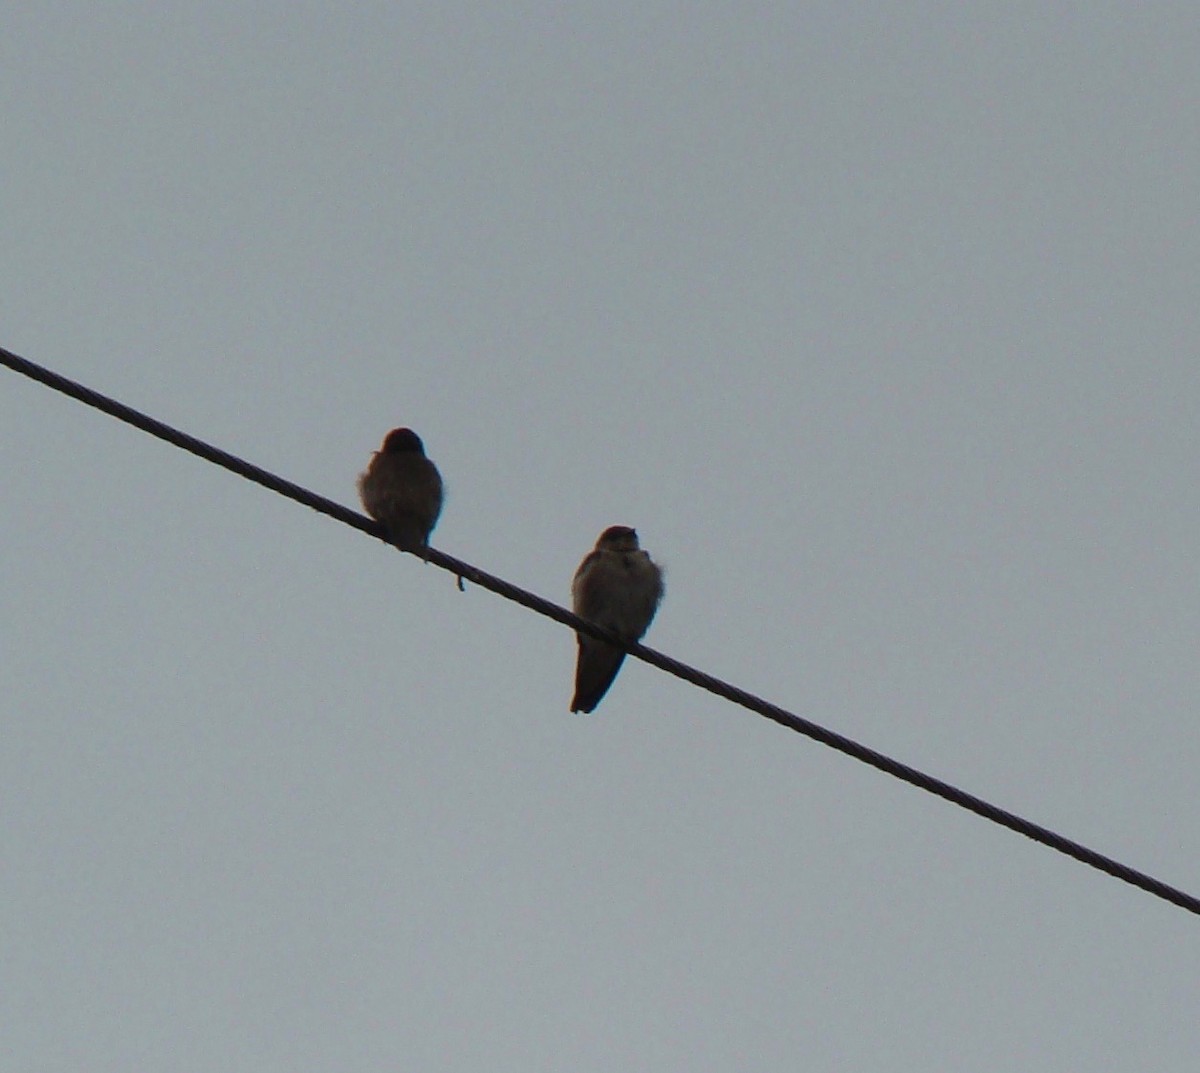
(384, 514), (429, 553)
(570, 636), (627, 714)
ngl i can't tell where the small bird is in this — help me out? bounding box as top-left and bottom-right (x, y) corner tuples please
(570, 525), (664, 713)
(357, 427), (444, 552)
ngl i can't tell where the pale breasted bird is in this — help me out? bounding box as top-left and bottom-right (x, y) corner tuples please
(570, 525), (664, 713)
(357, 428), (444, 552)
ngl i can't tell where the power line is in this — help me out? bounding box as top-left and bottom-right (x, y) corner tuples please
(4, 343), (1198, 918)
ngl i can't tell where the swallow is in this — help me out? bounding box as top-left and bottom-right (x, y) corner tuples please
(570, 525), (664, 713)
(357, 428), (444, 552)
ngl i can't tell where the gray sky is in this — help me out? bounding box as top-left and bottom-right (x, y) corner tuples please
(4, 4), (1199, 1070)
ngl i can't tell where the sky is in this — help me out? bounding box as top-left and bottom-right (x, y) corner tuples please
(3, 4), (1199, 1070)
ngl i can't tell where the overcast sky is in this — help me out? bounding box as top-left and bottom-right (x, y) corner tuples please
(4, 5), (1199, 1070)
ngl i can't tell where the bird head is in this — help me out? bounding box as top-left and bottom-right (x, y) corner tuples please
(596, 525), (639, 551)
(380, 428), (426, 455)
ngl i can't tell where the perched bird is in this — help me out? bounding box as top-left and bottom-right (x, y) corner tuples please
(570, 525), (664, 713)
(357, 428), (444, 552)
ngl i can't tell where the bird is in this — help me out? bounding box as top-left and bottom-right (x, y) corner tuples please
(357, 427), (444, 553)
(570, 525), (664, 713)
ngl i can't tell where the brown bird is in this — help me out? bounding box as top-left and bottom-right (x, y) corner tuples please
(357, 428), (444, 552)
(570, 525), (664, 713)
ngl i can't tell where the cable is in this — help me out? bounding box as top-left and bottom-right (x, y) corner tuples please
(4, 343), (1198, 917)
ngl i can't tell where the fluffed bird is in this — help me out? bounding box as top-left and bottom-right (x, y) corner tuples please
(357, 427), (444, 552)
(570, 525), (664, 713)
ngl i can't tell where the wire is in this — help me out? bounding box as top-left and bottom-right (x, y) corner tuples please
(4, 343), (1198, 918)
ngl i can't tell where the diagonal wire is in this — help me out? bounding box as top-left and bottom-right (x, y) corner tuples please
(4, 343), (1198, 918)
